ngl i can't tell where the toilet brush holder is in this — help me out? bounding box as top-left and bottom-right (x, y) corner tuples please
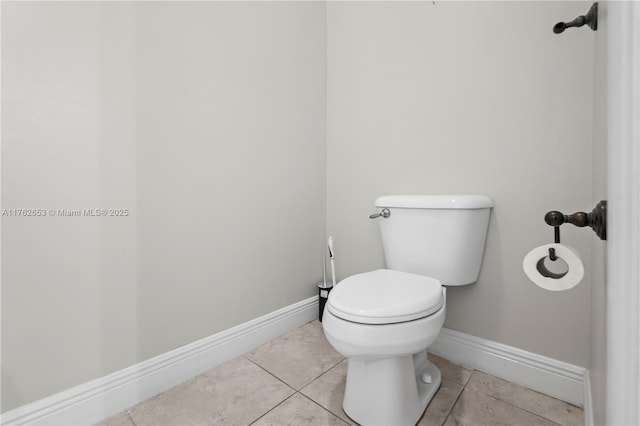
(318, 283), (333, 322)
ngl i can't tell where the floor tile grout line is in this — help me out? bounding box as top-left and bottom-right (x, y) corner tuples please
(460, 386), (565, 426)
(439, 378), (468, 426)
(297, 392), (351, 425)
(297, 353), (347, 390)
(298, 357), (344, 392)
(116, 354), (295, 426)
(462, 372), (578, 426)
(241, 321), (344, 391)
(241, 354), (299, 392)
(247, 392), (301, 426)
(439, 363), (576, 425)
(242, 349), (346, 394)
(297, 360), (355, 424)
(306, 355), (347, 383)
(125, 410), (137, 426)
(300, 386), (351, 425)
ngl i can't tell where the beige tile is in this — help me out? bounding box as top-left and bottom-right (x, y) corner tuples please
(128, 356), (294, 426)
(96, 411), (135, 426)
(310, 319), (322, 328)
(246, 323), (344, 389)
(444, 388), (558, 426)
(466, 371), (583, 426)
(428, 353), (473, 386)
(417, 378), (465, 426)
(253, 393), (349, 426)
(301, 360), (356, 425)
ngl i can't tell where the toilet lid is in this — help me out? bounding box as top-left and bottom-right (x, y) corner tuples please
(327, 269), (443, 325)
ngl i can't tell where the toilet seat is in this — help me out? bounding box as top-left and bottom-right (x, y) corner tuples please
(327, 269), (443, 325)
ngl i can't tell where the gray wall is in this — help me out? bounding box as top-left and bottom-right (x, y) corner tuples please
(326, 1), (594, 366)
(1, 1), (326, 411)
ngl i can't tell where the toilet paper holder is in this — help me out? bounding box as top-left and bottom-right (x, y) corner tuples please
(544, 200), (607, 261)
(553, 3), (598, 34)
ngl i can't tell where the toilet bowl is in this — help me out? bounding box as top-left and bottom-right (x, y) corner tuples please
(323, 269), (446, 425)
(323, 195), (492, 426)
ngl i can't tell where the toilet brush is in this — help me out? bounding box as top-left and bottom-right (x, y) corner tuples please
(318, 256), (332, 322)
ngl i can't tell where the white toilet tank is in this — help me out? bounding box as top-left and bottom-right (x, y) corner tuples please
(375, 195), (492, 286)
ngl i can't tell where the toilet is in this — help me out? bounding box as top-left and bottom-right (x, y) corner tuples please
(322, 195), (492, 426)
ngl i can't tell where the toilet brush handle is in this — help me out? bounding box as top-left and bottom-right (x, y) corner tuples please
(328, 237), (336, 287)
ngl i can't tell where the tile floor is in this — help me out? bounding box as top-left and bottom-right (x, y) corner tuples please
(100, 320), (584, 426)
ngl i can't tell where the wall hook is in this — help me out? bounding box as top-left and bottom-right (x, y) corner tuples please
(553, 2), (598, 34)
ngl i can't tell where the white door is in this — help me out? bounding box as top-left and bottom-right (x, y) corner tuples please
(606, 2), (640, 425)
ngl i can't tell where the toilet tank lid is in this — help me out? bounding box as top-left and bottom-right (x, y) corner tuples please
(375, 195), (493, 209)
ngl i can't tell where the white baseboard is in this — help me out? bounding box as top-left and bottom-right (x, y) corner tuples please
(429, 328), (586, 407)
(1, 296), (318, 426)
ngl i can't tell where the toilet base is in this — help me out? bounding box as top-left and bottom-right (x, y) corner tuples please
(342, 352), (442, 426)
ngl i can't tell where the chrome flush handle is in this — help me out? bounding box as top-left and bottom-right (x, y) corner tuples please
(369, 208), (390, 219)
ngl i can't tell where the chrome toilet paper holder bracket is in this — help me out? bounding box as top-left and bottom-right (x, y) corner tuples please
(553, 2), (598, 34)
(547, 225), (561, 261)
(543, 201), (607, 260)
